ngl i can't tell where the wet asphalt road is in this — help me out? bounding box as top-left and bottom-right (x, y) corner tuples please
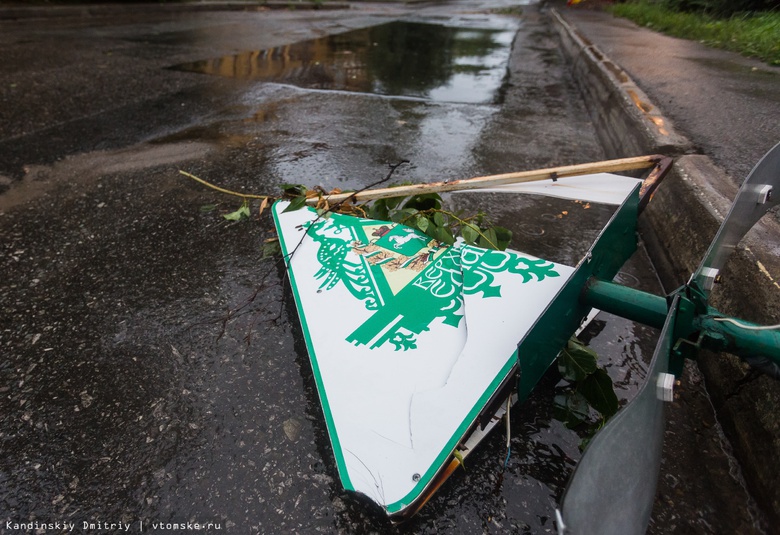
(0, 1), (768, 533)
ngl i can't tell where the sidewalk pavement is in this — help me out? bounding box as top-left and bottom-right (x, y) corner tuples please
(552, 1), (780, 185)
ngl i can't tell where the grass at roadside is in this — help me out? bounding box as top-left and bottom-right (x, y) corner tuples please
(608, 1), (780, 65)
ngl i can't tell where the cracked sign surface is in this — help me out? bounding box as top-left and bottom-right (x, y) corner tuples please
(273, 202), (575, 514)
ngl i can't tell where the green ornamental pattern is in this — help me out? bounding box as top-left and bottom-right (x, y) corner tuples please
(305, 212), (560, 351)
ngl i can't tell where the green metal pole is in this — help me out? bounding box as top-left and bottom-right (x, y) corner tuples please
(694, 316), (780, 365)
(581, 278), (780, 377)
(580, 278), (669, 330)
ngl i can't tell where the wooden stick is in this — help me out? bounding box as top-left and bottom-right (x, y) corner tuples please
(311, 155), (661, 205)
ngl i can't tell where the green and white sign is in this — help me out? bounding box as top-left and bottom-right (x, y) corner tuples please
(273, 202), (578, 514)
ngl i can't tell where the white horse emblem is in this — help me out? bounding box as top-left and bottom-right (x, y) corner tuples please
(387, 228), (429, 250)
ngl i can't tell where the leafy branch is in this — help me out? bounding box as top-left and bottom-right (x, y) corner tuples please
(179, 165), (513, 251)
(553, 337), (619, 448)
(361, 192), (512, 250)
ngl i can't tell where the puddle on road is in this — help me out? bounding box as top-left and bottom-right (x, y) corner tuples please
(172, 21), (515, 104)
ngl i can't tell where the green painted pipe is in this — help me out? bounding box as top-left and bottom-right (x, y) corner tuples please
(697, 314), (780, 376)
(580, 278), (780, 377)
(580, 278), (669, 330)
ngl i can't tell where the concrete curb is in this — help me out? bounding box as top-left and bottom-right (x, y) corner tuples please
(0, 1), (350, 20)
(550, 9), (692, 159)
(551, 7), (780, 525)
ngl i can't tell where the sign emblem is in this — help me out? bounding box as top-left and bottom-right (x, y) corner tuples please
(303, 212), (561, 351)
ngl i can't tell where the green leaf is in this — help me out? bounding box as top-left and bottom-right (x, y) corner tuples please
(368, 199), (390, 221)
(281, 183), (307, 196)
(434, 225), (456, 245)
(261, 240), (282, 258)
(390, 208), (418, 224)
(416, 216), (430, 233)
(433, 211), (446, 227)
(384, 196), (405, 210)
(223, 204), (251, 221)
(578, 435), (594, 452)
(557, 339), (599, 382)
(493, 226), (513, 250)
(461, 224), (479, 245)
(452, 449), (466, 470)
(579, 368), (619, 419)
(569, 337), (600, 362)
(403, 193), (442, 211)
(282, 196), (308, 213)
(553, 392), (590, 429)
(478, 228), (498, 250)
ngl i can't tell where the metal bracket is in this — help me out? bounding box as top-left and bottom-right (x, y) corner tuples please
(656, 373), (675, 402)
(691, 142), (780, 297)
(758, 185), (772, 204)
(699, 267), (720, 292)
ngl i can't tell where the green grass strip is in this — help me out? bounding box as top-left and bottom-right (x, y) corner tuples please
(609, 1), (780, 65)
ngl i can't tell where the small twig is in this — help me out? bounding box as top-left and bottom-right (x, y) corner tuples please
(215, 267), (279, 341)
(179, 170), (274, 201)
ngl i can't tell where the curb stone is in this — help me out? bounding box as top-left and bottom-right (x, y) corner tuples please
(551, 6), (780, 526)
(549, 8), (692, 158)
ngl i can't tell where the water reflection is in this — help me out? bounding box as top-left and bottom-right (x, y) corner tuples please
(172, 21), (515, 104)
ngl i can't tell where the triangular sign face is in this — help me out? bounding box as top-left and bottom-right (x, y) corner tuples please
(273, 203), (575, 515)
